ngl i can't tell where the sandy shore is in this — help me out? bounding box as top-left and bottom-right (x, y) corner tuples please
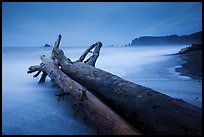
(175, 50), (202, 79)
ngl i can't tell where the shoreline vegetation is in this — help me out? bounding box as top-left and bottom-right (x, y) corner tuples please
(129, 31), (202, 46)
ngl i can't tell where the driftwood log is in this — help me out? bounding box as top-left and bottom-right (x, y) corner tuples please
(50, 35), (202, 135)
(28, 35), (140, 135)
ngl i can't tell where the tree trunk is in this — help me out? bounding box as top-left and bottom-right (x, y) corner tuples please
(28, 56), (140, 135)
(51, 38), (202, 135)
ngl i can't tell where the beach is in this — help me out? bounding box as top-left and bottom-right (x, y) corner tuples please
(2, 45), (202, 134)
(175, 50), (202, 79)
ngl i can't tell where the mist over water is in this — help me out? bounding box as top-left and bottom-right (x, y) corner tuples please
(2, 47), (97, 135)
(2, 45), (202, 135)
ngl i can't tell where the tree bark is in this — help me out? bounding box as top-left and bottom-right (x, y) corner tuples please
(28, 50), (140, 134)
(51, 38), (202, 135)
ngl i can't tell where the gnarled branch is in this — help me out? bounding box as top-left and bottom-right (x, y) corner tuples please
(27, 35), (140, 135)
(50, 35), (202, 135)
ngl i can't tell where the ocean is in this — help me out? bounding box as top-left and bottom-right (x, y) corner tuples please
(2, 45), (202, 135)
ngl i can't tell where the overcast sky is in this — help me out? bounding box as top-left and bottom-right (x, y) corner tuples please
(2, 2), (202, 47)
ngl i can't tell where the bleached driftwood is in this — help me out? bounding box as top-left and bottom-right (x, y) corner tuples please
(50, 35), (202, 135)
(28, 35), (140, 135)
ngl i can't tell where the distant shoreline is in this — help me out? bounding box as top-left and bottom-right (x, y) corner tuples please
(129, 31), (202, 46)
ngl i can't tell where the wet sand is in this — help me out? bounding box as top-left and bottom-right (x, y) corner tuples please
(175, 50), (202, 79)
(123, 50), (202, 108)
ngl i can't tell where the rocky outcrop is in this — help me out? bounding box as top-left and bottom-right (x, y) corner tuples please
(176, 44), (202, 79)
(44, 43), (52, 47)
(179, 44), (202, 54)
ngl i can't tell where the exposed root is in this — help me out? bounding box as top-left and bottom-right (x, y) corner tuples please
(38, 71), (48, 84)
(33, 70), (42, 77)
(27, 65), (42, 74)
(75, 42), (102, 67)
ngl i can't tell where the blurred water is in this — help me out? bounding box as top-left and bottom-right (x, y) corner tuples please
(2, 45), (202, 135)
(2, 47), (96, 135)
(96, 46), (202, 108)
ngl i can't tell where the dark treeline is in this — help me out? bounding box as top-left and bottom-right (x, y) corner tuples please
(130, 31), (202, 46)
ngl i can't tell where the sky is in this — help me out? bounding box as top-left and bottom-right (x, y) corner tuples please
(2, 2), (202, 47)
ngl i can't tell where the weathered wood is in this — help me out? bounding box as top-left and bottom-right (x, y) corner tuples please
(28, 36), (141, 135)
(76, 42), (102, 66)
(85, 42), (102, 66)
(51, 38), (202, 135)
(27, 65), (42, 74)
(38, 71), (48, 83)
(28, 56), (140, 135)
(76, 42), (97, 62)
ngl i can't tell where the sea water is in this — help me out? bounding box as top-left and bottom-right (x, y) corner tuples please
(2, 45), (202, 135)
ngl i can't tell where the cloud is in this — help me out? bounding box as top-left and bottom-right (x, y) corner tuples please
(2, 2), (202, 47)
